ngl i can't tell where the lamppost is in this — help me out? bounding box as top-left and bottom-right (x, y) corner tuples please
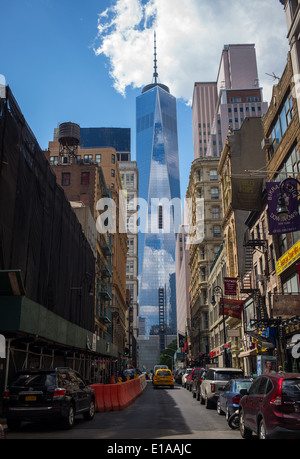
(211, 285), (229, 368)
(276, 177), (300, 221)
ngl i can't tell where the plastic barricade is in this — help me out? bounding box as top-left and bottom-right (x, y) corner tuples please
(90, 384), (105, 412)
(103, 384), (113, 412)
(110, 383), (120, 411)
(90, 377), (146, 413)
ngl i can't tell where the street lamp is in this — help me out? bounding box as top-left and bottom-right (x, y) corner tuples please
(276, 178), (300, 221)
(211, 285), (229, 368)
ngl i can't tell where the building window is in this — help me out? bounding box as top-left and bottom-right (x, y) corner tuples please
(61, 156), (70, 164)
(210, 170), (218, 181)
(112, 154), (115, 164)
(211, 187), (219, 200)
(212, 207), (220, 219)
(84, 154), (93, 164)
(213, 225), (221, 237)
(95, 154), (101, 164)
(81, 172), (90, 185)
(50, 156), (59, 165)
(270, 93), (294, 149)
(61, 172), (70, 186)
(158, 205), (163, 229)
(111, 169), (115, 177)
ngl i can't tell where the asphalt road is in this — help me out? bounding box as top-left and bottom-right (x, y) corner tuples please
(4, 382), (241, 441)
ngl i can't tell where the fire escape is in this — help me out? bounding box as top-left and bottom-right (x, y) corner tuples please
(240, 230), (269, 327)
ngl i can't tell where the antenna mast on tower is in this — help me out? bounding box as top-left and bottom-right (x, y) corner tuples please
(153, 31), (158, 84)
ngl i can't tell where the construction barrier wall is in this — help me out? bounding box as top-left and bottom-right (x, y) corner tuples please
(91, 375), (146, 412)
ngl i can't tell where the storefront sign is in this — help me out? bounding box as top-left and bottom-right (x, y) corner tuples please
(273, 295), (300, 315)
(224, 277), (237, 296)
(219, 299), (244, 319)
(232, 178), (263, 211)
(291, 335), (300, 359)
(267, 181), (300, 235)
(276, 240), (300, 275)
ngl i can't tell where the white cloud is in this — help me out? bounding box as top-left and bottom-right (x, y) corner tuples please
(94, 0), (289, 104)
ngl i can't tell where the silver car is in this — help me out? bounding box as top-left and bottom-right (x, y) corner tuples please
(200, 367), (244, 409)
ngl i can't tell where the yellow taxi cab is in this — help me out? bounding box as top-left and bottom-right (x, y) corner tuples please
(153, 369), (174, 388)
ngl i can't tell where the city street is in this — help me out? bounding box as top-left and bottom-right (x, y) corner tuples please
(4, 382), (241, 440)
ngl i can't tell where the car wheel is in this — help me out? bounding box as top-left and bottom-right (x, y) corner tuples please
(225, 405), (230, 420)
(62, 403), (75, 429)
(258, 419), (267, 440)
(205, 394), (212, 409)
(196, 391), (200, 401)
(7, 419), (21, 431)
(217, 400), (223, 415)
(83, 399), (95, 420)
(239, 410), (252, 439)
(200, 392), (205, 405)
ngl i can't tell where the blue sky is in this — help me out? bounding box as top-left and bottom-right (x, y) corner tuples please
(0, 0), (289, 200)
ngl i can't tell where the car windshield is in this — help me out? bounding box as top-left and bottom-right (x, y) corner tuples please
(11, 373), (56, 391)
(235, 381), (252, 392)
(282, 379), (300, 402)
(157, 370), (171, 377)
(215, 372), (243, 381)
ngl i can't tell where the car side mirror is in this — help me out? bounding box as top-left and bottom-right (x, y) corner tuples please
(240, 389), (248, 396)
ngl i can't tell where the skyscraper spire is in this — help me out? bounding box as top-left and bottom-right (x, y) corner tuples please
(153, 31), (158, 83)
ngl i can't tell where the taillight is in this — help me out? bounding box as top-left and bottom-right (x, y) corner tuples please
(53, 388), (66, 398)
(211, 383), (215, 393)
(232, 396), (240, 404)
(270, 378), (283, 405)
(3, 390), (9, 400)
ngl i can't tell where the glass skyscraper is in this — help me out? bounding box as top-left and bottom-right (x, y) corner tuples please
(136, 42), (181, 369)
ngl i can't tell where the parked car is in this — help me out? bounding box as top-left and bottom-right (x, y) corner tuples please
(200, 367), (244, 409)
(153, 369), (174, 389)
(192, 369), (207, 400)
(217, 378), (253, 419)
(239, 373), (300, 439)
(2, 367), (95, 431)
(182, 368), (192, 388)
(186, 367), (205, 392)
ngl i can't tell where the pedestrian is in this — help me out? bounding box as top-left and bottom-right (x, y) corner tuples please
(0, 424), (6, 439)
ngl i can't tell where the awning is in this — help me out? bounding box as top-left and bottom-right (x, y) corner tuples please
(0, 270), (26, 296)
(238, 349), (257, 358)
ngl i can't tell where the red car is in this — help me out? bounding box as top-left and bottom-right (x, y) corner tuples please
(186, 368), (204, 392)
(239, 373), (300, 439)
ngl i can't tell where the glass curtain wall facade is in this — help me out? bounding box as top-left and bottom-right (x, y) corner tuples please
(136, 83), (181, 369)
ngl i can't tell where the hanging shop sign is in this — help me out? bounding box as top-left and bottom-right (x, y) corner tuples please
(219, 299), (244, 319)
(231, 177), (263, 211)
(273, 294), (300, 315)
(276, 240), (300, 275)
(224, 277), (237, 296)
(266, 182), (300, 235)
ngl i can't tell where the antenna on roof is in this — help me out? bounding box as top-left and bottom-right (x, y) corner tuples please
(153, 31), (158, 84)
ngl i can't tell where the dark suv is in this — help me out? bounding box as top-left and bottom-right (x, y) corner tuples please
(239, 373), (300, 439)
(3, 367), (95, 430)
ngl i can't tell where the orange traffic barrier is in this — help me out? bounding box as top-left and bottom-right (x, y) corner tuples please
(103, 384), (113, 412)
(91, 376), (146, 413)
(117, 382), (130, 410)
(110, 383), (120, 411)
(90, 383), (105, 412)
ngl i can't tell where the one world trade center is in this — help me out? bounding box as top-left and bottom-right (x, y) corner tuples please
(136, 34), (181, 370)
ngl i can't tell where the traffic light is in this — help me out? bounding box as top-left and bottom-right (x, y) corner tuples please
(124, 347), (129, 356)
